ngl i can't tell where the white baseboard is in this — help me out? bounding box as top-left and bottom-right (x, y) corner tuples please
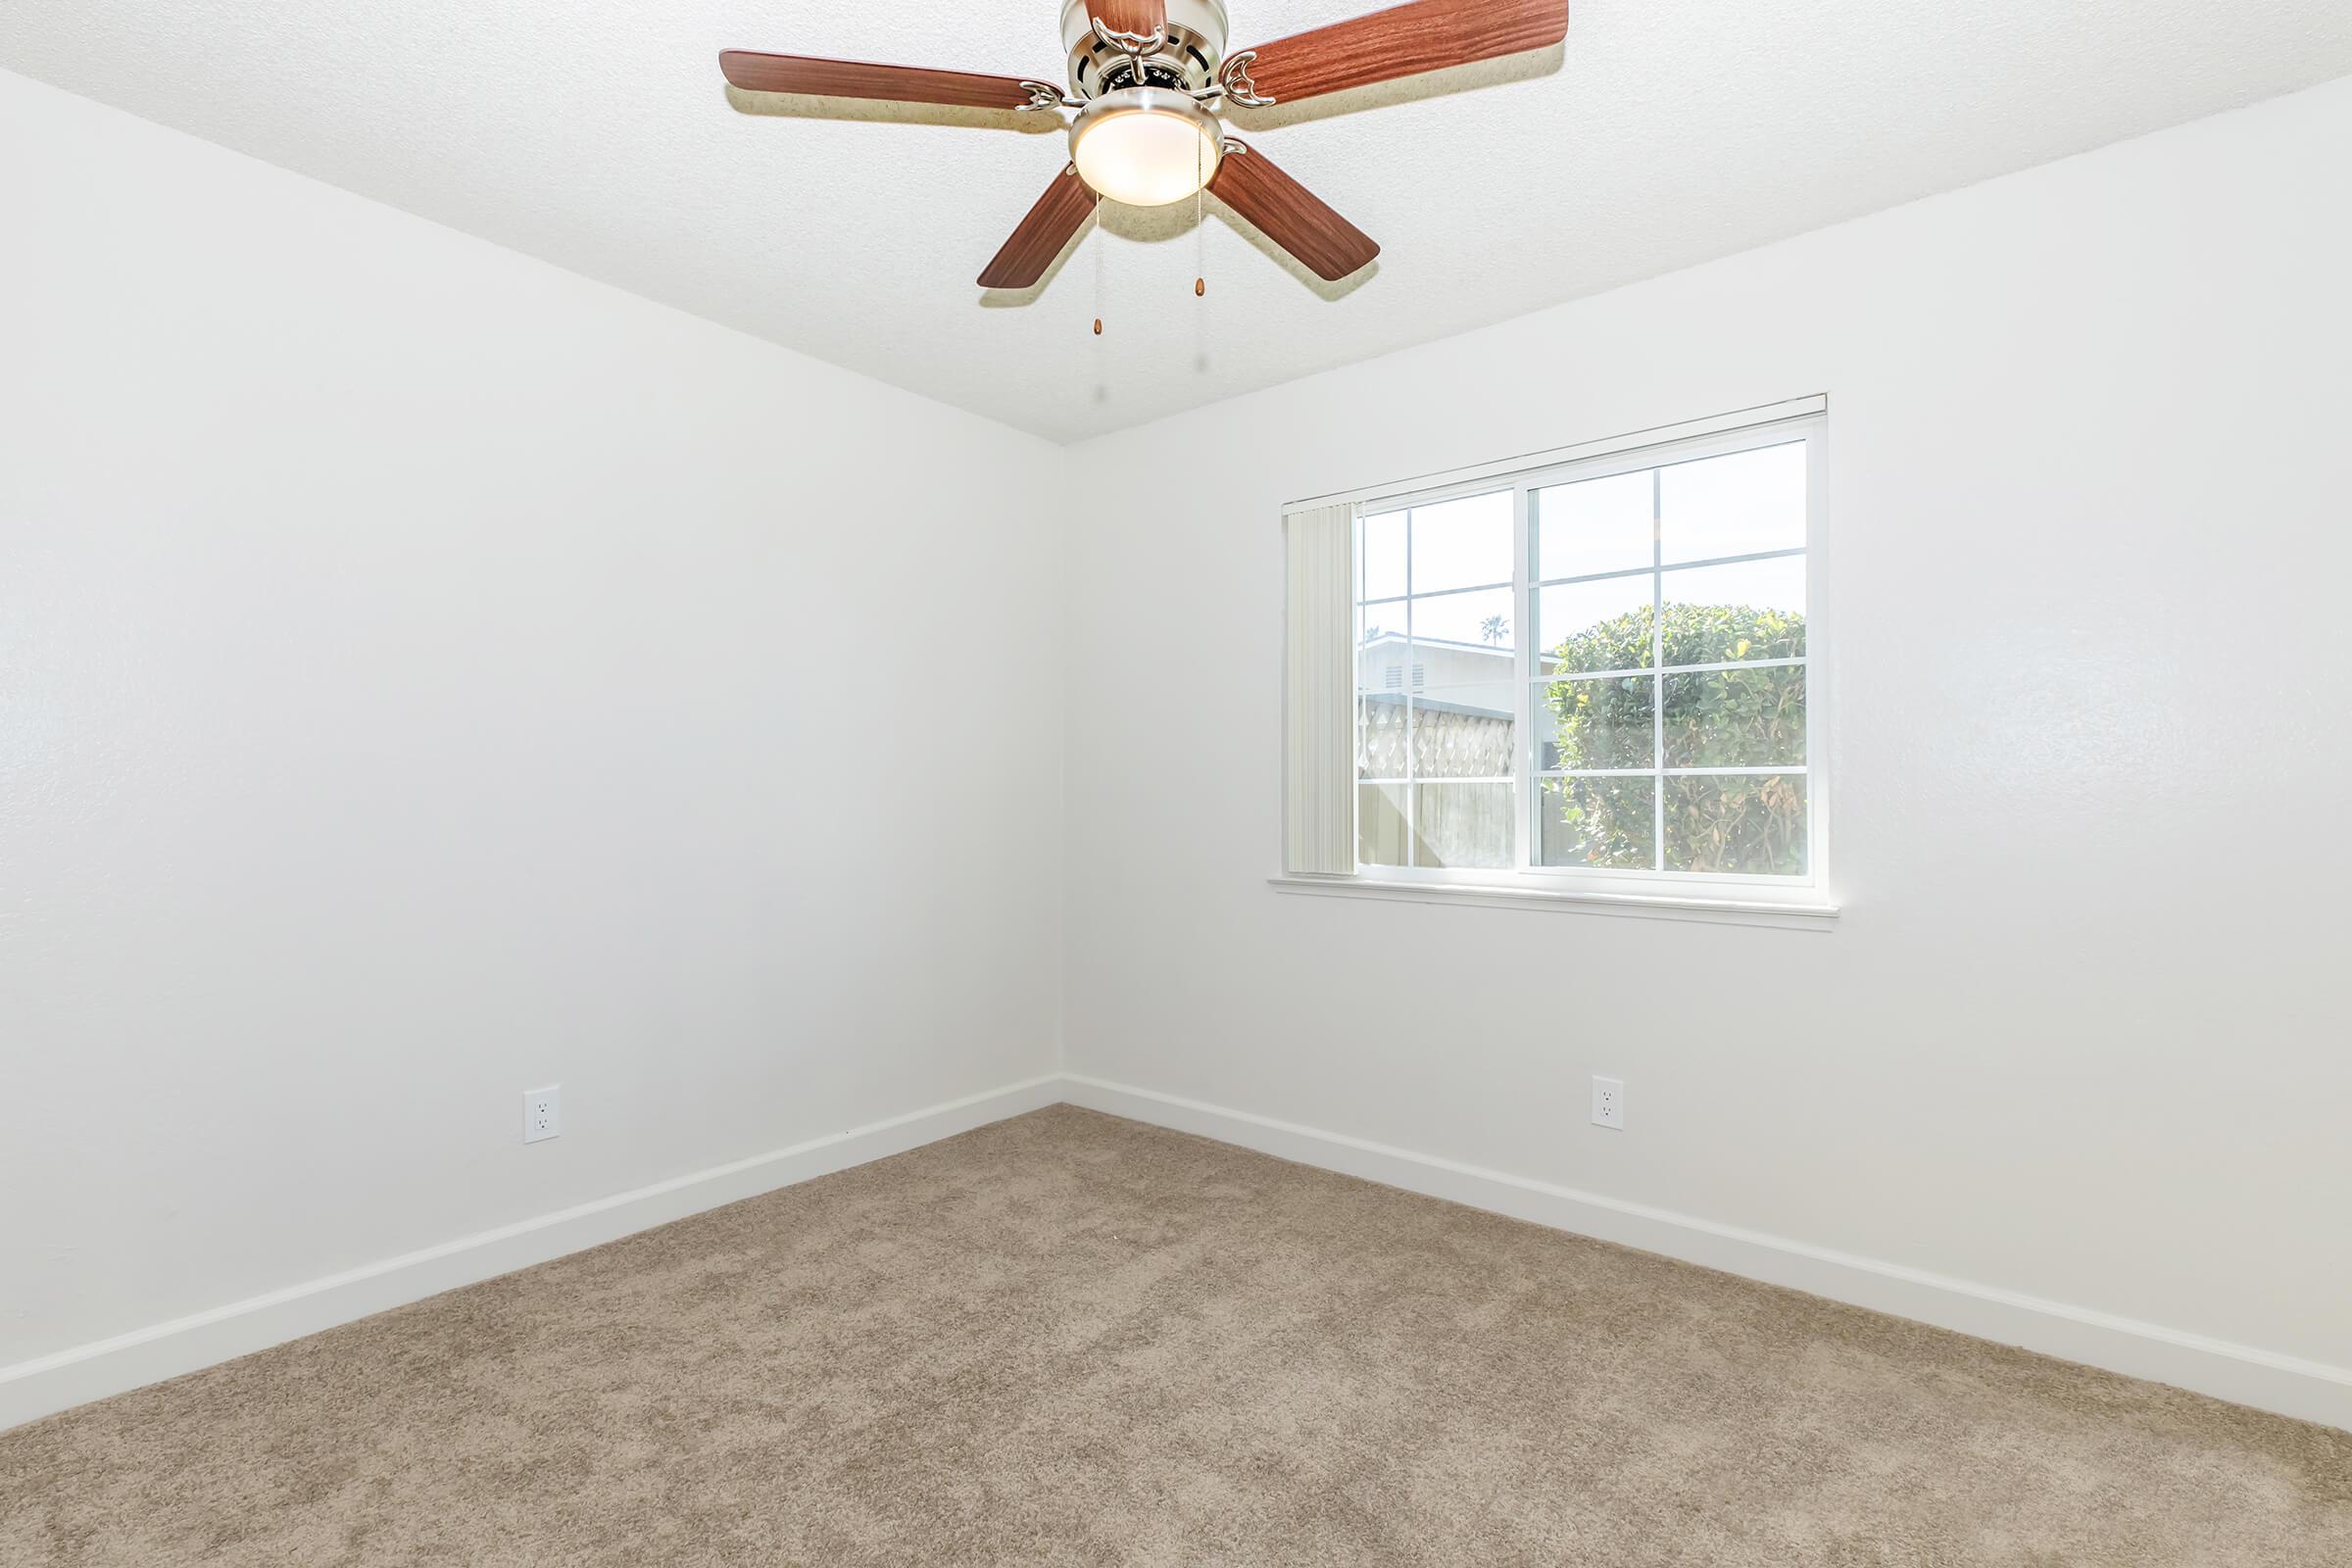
(1057, 1073), (2352, 1433)
(0, 1075), (1064, 1433)
(14, 1071), (2346, 1437)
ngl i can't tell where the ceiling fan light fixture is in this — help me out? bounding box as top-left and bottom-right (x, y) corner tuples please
(1069, 87), (1223, 207)
(730, 0), (1569, 291)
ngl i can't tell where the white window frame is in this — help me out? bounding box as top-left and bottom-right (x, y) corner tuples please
(1278, 398), (1836, 928)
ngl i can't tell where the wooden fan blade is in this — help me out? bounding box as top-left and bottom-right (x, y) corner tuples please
(1208, 143), (1379, 282)
(720, 51), (1045, 111)
(1087, 1), (1167, 35)
(1226, 0), (1568, 105)
(979, 165), (1098, 290)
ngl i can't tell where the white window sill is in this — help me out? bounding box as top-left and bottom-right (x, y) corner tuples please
(1267, 875), (1839, 931)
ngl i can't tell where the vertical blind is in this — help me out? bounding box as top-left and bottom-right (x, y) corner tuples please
(1283, 502), (1355, 876)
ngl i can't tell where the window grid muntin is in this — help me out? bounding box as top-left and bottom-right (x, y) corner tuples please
(1535, 448), (1808, 876)
(1354, 490), (1519, 870)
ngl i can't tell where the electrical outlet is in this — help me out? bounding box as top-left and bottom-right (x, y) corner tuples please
(1591, 1076), (1626, 1131)
(522, 1086), (562, 1145)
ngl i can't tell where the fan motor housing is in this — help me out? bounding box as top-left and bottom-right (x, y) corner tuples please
(1060, 0), (1230, 98)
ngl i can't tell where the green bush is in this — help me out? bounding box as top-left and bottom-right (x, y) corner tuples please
(1544, 603), (1807, 875)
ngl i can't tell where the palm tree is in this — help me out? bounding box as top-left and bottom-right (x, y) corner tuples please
(1480, 614), (1510, 645)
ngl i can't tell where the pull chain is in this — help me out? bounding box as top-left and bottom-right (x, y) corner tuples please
(1194, 135), (1206, 298)
(1092, 189), (1104, 336)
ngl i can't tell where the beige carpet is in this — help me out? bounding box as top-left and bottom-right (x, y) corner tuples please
(3, 1106), (2345, 1566)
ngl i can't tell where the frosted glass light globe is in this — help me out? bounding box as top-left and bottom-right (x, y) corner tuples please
(1069, 88), (1223, 208)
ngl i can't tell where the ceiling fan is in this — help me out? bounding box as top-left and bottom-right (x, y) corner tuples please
(720, 1), (1570, 291)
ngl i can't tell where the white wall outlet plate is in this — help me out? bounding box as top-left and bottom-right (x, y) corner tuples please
(522, 1086), (562, 1145)
(1591, 1076), (1626, 1131)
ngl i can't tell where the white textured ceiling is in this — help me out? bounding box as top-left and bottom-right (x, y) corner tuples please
(9, 3), (2351, 441)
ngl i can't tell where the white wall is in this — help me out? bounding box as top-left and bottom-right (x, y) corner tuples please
(0, 69), (1063, 1378)
(8, 57), (2350, 1431)
(1062, 75), (2352, 1381)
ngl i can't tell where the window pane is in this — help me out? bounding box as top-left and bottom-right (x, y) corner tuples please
(1660, 557), (1806, 664)
(1356, 604), (1408, 692)
(1360, 510), (1406, 602)
(1662, 666), (1807, 769)
(1409, 491), (1512, 593)
(1411, 685), (1516, 778)
(1663, 773), (1808, 876)
(1414, 782), (1513, 869)
(1658, 441), (1805, 565)
(1410, 585), (1514, 659)
(1536, 470), (1652, 581)
(1358, 782), (1409, 868)
(1538, 776), (1656, 870)
(1538, 674), (1653, 771)
(1536, 576), (1652, 675)
(1356, 693), (1407, 780)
